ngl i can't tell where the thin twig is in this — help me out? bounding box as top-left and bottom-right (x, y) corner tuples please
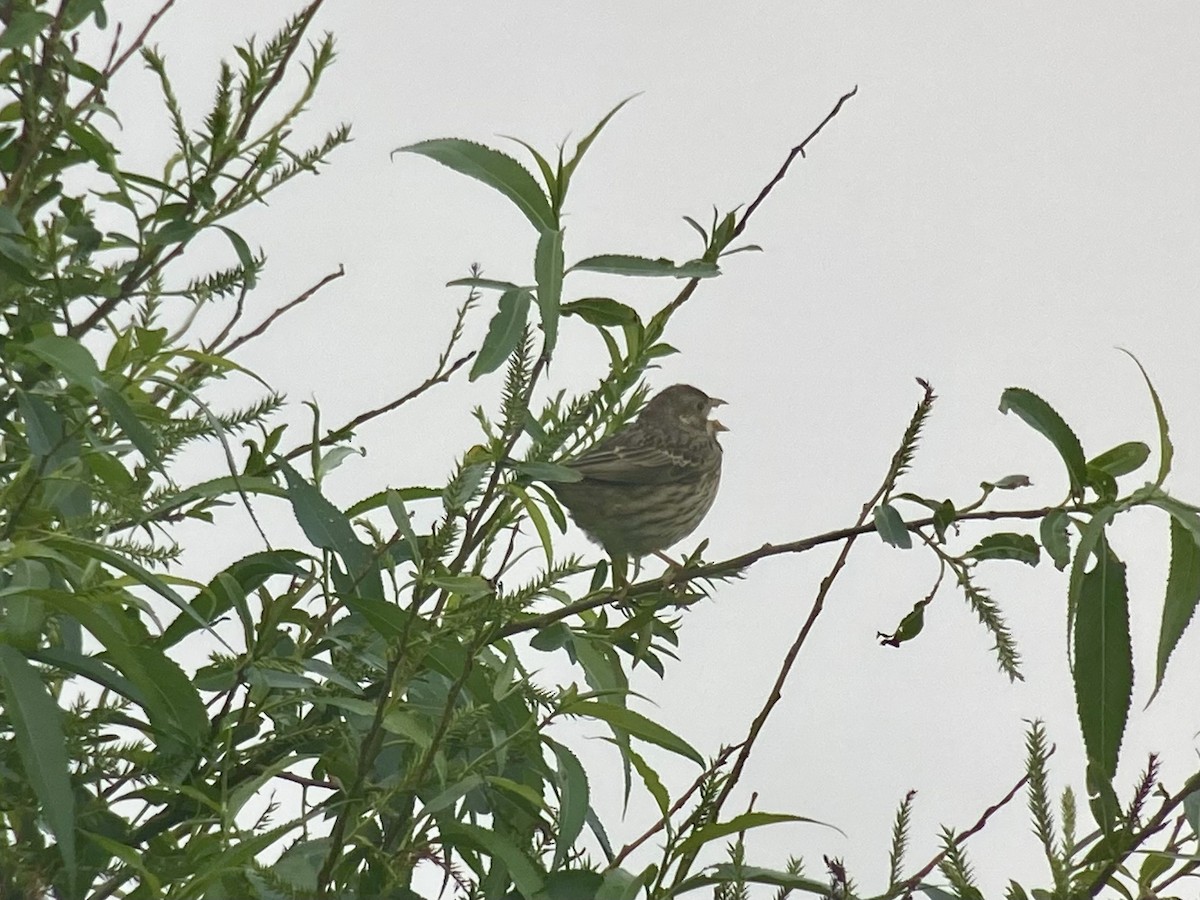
(218, 265), (345, 355)
(283, 351), (476, 461)
(611, 744), (741, 867)
(712, 380), (930, 812)
(900, 768), (1033, 898)
(1084, 768), (1200, 898)
(734, 86), (858, 239)
(73, 0), (178, 116)
(493, 505), (1053, 641)
(655, 86), (857, 324)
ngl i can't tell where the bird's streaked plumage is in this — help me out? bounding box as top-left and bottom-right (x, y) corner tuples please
(550, 385), (726, 557)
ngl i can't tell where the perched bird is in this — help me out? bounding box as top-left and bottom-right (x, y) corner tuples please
(550, 384), (727, 560)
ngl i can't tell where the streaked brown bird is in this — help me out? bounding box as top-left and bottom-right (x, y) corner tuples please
(550, 384), (727, 560)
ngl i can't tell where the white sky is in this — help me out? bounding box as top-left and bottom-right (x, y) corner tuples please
(100, 3), (1200, 896)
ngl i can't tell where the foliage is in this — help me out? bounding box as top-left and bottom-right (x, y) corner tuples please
(1, 3), (1198, 900)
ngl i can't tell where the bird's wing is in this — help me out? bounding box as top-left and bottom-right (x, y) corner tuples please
(566, 431), (698, 484)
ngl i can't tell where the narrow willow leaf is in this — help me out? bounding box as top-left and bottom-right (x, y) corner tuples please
(385, 489), (423, 564)
(550, 741), (590, 871)
(396, 138), (555, 232)
(567, 699), (703, 765)
(1088, 441), (1150, 478)
(161, 550), (308, 647)
(0, 646), (76, 885)
(1149, 516), (1200, 704)
(280, 461), (383, 600)
(1040, 510), (1072, 572)
(441, 822), (546, 898)
(215, 224), (258, 287)
(672, 812), (828, 861)
(1073, 541), (1132, 784)
(513, 461), (581, 483)
(965, 533), (1040, 566)
(25, 334), (102, 387)
(560, 297), (640, 327)
(93, 378), (160, 463)
(561, 94), (639, 188)
(873, 502), (912, 549)
(1119, 348), (1172, 485)
(569, 253), (719, 278)
(470, 288), (531, 380)
(535, 228), (564, 357)
(999, 388), (1087, 496)
(1066, 505), (1119, 652)
(509, 484), (555, 566)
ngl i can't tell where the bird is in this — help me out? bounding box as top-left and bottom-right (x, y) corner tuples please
(548, 384), (727, 562)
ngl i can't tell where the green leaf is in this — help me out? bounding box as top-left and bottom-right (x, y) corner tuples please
(16, 389), (66, 458)
(964, 533), (1040, 566)
(677, 865), (828, 896)
(999, 387), (1087, 496)
(626, 745), (668, 819)
(561, 95), (638, 188)
(385, 489), (423, 564)
(93, 379), (160, 463)
(874, 502), (912, 549)
(1088, 441), (1150, 478)
(1149, 516), (1200, 704)
(280, 461), (383, 600)
(1066, 505), (1120, 648)
(441, 822), (546, 899)
(0, 646), (76, 886)
(570, 254), (719, 278)
(561, 297), (640, 328)
(396, 138), (555, 232)
(25, 335), (102, 387)
(513, 461), (582, 483)
(566, 699), (703, 765)
(446, 276), (522, 292)
(0, 11), (54, 49)
(1073, 540), (1132, 784)
(535, 228), (564, 357)
(1120, 349), (1172, 485)
(1040, 510), (1072, 571)
(470, 288), (531, 381)
(215, 224), (258, 287)
(672, 812), (826, 861)
(509, 484), (556, 566)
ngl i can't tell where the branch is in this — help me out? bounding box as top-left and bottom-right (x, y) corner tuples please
(734, 86), (858, 239)
(711, 380), (924, 811)
(900, 767), (1033, 897)
(1084, 767), (1200, 898)
(655, 86), (857, 324)
(283, 352), (476, 462)
(493, 505), (1052, 642)
(611, 744), (741, 867)
(217, 265), (345, 355)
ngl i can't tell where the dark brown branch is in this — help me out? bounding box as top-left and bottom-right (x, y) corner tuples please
(611, 744), (741, 867)
(1084, 768), (1200, 898)
(654, 86), (857, 324)
(900, 767), (1033, 897)
(283, 351), (475, 462)
(218, 265), (345, 355)
(74, 0), (178, 115)
(734, 86), (858, 239)
(494, 506), (1053, 641)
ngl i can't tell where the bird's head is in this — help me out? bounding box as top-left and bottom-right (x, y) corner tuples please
(639, 384), (726, 434)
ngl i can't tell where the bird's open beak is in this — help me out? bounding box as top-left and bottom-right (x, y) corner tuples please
(708, 397), (726, 409)
(709, 419), (729, 433)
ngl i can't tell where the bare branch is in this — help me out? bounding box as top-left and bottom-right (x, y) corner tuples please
(900, 766), (1034, 897)
(218, 265), (345, 355)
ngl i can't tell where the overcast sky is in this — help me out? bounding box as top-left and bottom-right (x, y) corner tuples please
(103, 3), (1200, 895)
